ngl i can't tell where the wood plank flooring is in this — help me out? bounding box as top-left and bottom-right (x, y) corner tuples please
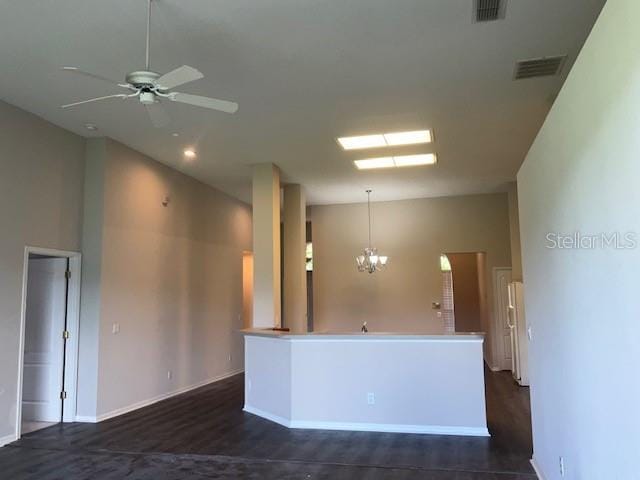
(0, 368), (535, 479)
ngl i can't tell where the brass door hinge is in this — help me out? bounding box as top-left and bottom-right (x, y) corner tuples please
(65, 270), (71, 280)
(60, 391), (67, 400)
(63, 330), (70, 340)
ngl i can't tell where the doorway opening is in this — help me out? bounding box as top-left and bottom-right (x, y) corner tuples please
(17, 247), (81, 438)
(242, 251), (254, 328)
(441, 252), (489, 334)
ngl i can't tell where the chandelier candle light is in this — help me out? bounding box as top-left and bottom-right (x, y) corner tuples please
(356, 190), (389, 273)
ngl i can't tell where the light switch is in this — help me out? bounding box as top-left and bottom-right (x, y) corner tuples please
(112, 323), (120, 334)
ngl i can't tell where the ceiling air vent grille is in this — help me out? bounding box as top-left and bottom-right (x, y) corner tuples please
(514, 56), (567, 80)
(475, 0), (505, 22)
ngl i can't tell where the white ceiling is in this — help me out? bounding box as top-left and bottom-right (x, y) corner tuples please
(0, 0), (605, 205)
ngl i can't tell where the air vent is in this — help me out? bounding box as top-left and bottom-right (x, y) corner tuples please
(514, 56), (567, 80)
(474, 0), (506, 22)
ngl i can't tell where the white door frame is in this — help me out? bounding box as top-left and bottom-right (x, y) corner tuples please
(492, 267), (512, 371)
(16, 246), (82, 438)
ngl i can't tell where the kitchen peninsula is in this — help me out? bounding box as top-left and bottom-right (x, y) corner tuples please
(242, 329), (489, 436)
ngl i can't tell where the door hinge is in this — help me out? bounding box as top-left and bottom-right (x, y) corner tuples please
(65, 270), (71, 280)
(60, 391), (67, 400)
(63, 330), (70, 340)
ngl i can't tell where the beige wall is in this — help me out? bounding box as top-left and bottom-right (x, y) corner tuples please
(311, 193), (511, 366)
(507, 182), (523, 281)
(282, 184), (308, 332)
(0, 100), (85, 440)
(251, 164), (281, 328)
(448, 253), (481, 333)
(82, 138), (252, 417)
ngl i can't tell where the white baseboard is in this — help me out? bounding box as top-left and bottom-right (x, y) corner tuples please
(243, 405), (490, 437)
(291, 420), (490, 437)
(530, 457), (547, 480)
(74, 415), (99, 423)
(76, 369), (244, 423)
(0, 433), (17, 448)
(243, 405), (291, 428)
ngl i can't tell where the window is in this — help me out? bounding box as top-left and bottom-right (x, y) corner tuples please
(306, 242), (313, 272)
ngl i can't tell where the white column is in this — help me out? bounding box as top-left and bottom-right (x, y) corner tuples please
(252, 164), (281, 328)
(283, 184), (307, 332)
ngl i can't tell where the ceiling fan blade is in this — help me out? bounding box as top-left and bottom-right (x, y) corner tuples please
(61, 94), (129, 109)
(170, 92), (238, 114)
(155, 65), (203, 90)
(145, 101), (170, 128)
(61, 66), (123, 86)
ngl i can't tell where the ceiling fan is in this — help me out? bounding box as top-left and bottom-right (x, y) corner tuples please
(60, 0), (238, 128)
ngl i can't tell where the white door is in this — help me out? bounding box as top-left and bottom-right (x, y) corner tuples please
(22, 257), (67, 422)
(493, 268), (512, 371)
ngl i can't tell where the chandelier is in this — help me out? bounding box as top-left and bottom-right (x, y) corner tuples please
(356, 190), (389, 273)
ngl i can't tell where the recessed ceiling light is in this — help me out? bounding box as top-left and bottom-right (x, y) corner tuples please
(338, 130), (432, 150)
(85, 123), (98, 131)
(183, 149), (196, 159)
(354, 153), (437, 170)
(172, 133), (179, 137)
(394, 153), (437, 167)
(383, 130), (432, 146)
(354, 157), (395, 170)
(337, 135), (386, 150)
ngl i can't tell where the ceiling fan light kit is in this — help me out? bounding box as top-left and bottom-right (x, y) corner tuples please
(60, 0), (238, 128)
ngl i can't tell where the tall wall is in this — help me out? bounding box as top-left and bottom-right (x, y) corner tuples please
(311, 193), (511, 366)
(80, 138), (252, 418)
(0, 100), (85, 442)
(518, 0), (639, 477)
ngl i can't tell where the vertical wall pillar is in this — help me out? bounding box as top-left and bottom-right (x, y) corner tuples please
(252, 164), (281, 328)
(283, 184), (308, 332)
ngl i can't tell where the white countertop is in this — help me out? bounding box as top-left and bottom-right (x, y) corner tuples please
(241, 328), (485, 341)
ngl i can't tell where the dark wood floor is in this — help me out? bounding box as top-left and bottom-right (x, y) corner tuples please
(0, 368), (535, 479)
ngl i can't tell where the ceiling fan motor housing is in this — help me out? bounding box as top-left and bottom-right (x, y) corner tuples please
(125, 70), (161, 88)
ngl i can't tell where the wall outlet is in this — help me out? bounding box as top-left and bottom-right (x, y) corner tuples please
(367, 392), (375, 405)
(167, 370), (172, 380)
(247, 379), (252, 392)
(112, 323), (120, 334)
(559, 456), (565, 477)
(228, 354), (232, 362)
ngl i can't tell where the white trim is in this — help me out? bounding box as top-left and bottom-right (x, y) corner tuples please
(288, 337), (484, 343)
(530, 457), (546, 480)
(75, 369), (244, 423)
(243, 405), (291, 428)
(0, 434), (17, 448)
(243, 406), (490, 437)
(74, 415), (99, 423)
(16, 246), (82, 440)
(492, 267), (513, 372)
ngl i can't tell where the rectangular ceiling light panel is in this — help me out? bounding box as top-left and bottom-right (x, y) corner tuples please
(354, 154), (437, 170)
(338, 130), (432, 150)
(354, 157), (396, 170)
(384, 130), (432, 146)
(337, 134), (386, 150)
(393, 153), (437, 167)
